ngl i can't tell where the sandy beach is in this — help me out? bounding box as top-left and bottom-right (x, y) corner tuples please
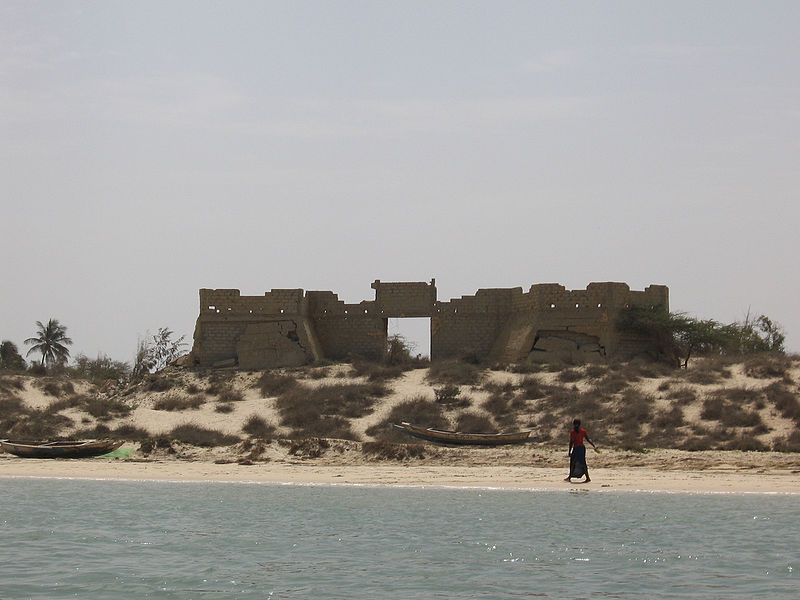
(3, 357), (800, 494)
(3, 449), (799, 494)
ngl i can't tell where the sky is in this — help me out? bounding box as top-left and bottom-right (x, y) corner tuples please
(2, 1), (798, 363)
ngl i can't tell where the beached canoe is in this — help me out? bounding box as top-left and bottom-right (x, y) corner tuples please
(0, 439), (124, 459)
(392, 422), (534, 446)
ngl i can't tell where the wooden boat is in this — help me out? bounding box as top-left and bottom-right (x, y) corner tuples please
(392, 422), (534, 446)
(0, 439), (124, 459)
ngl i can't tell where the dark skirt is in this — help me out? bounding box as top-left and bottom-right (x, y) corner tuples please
(569, 445), (587, 479)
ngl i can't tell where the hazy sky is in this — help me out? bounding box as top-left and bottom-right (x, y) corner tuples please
(2, 1), (798, 362)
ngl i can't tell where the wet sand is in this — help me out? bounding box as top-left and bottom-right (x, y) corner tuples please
(2, 456), (798, 493)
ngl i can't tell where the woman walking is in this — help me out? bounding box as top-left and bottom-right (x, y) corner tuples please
(565, 418), (596, 483)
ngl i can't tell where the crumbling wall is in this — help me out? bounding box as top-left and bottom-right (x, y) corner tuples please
(190, 281), (669, 368)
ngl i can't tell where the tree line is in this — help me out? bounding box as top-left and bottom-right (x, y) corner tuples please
(617, 305), (786, 368)
(0, 318), (187, 383)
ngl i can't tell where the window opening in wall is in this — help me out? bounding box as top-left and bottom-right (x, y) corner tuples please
(387, 317), (431, 360)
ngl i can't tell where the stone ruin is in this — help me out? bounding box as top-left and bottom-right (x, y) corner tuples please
(189, 280), (669, 369)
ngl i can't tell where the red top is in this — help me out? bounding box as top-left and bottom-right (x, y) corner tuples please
(570, 428), (588, 446)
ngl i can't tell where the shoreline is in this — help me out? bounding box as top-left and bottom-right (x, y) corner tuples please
(2, 458), (798, 494)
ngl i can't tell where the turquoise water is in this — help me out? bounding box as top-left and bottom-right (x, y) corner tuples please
(0, 479), (797, 599)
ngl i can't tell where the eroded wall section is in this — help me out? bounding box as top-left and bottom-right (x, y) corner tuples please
(190, 280), (668, 368)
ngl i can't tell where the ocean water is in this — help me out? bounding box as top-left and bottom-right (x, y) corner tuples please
(0, 479), (797, 599)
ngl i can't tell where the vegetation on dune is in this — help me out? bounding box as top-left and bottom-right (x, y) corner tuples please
(426, 359), (484, 386)
(618, 305), (785, 367)
(24, 319), (73, 368)
(350, 334), (429, 381)
(242, 414), (276, 439)
(365, 395), (448, 443)
(276, 381), (390, 440)
(254, 371), (298, 397)
(132, 328), (188, 378)
(166, 424), (240, 447)
(153, 393), (205, 411)
(0, 341), (27, 371)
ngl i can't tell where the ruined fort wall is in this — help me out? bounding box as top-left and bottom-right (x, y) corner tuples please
(306, 291), (386, 360)
(431, 288), (516, 360)
(190, 282), (669, 368)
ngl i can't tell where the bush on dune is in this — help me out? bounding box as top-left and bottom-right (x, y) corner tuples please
(365, 395), (447, 443)
(167, 424), (240, 447)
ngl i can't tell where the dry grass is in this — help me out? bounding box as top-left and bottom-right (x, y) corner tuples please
(350, 361), (406, 382)
(764, 383), (800, 423)
(288, 438), (330, 458)
(153, 393), (205, 411)
(365, 395), (447, 443)
(700, 395), (763, 428)
(275, 381), (387, 440)
(455, 412), (496, 433)
(144, 375), (182, 392)
(4, 409), (74, 439)
(518, 376), (547, 400)
(773, 429), (800, 453)
(667, 386), (697, 406)
(557, 368), (583, 383)
(361, 440), (425, 460)
(426, 360), (484, 386)
(242, 414), (276, 438)
(254, 372), (298, 397)
(742, 353), (793, 379)
(433, 384), (464, 405)
(167, 424), (240, 447)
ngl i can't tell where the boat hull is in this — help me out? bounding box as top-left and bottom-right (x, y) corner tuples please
(392, 422), (532, 446)
(0, 439), (124, 459)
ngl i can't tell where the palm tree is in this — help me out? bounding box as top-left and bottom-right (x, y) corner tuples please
(24, 319), (73, 368)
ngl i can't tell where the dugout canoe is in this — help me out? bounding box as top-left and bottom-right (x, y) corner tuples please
(391, 422), (534, 446)
(0, 439), (124, 459)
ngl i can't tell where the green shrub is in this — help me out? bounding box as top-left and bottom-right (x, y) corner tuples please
(69, 354), (131, 386)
